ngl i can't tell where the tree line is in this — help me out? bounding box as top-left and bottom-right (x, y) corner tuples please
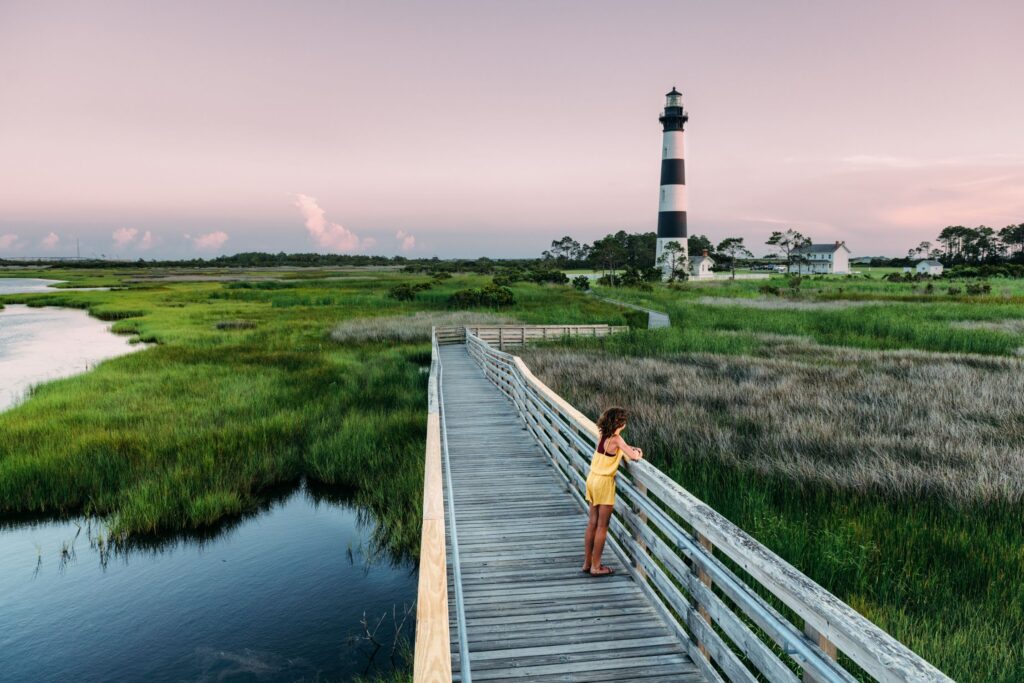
(911, 224), (1024, 264)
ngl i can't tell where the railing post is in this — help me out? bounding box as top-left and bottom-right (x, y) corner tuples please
(802, 622), (838, 683)
(695, 532), (715, 661)
(633, 479), (649, 582)
(520, 325), (525, 346)
(498, 327), (504, 350)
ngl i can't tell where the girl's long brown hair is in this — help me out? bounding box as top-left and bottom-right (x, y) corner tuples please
(596, 407), (629, 438)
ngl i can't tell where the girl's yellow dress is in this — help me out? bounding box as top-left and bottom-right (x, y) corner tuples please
(585, 443), (625, 506)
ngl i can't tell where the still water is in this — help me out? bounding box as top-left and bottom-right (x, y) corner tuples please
(0, 277), (66, 295)
(0, 281), (418, 680)
(0, 304), (147, 412)
(0, 484), (417, 682)
(0, 277), (109, 294)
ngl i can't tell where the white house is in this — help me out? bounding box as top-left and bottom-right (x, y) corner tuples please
(690, 251), (715, 279)
(915, 260), (944, 276)
(788, 241), (851, 274)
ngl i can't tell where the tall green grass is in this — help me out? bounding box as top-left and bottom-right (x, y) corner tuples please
(591, 282), (1024, 356)
(0, 270), (627, 555)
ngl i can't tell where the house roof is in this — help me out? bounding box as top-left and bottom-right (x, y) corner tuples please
(793, 242), (851, 254)
(917, 260), (943, 267)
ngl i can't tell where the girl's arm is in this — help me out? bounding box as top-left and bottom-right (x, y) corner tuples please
(611, 435), (643, 461)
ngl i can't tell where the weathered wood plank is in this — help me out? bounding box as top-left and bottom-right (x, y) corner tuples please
(436, 343), (706, 682)
(413, 355), (451, 683)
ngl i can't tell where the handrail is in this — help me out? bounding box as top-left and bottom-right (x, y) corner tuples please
(412, 329), (451, 682)
(464, 331), (953, 683)
(435, 323), (627, 349)
(435, 328), (472, 682)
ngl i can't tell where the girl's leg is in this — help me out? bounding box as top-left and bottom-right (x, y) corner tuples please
(583, 504), (599, 571)
(590, 504), (615, 575)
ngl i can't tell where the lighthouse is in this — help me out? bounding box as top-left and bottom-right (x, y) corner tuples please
(656, 87), (689, 279)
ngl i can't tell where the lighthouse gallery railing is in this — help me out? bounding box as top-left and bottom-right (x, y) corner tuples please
(465, 331), (952, 683)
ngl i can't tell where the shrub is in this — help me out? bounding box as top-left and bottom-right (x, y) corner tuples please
(758, 285), (782, 296)
(966, 283), (992, 296)
(947, 287), (962, 296)
(494, 268), (529, 283)
(430, 270), (452, 280)
(388, 284), (417, 301)
(448, 288), (481, 307)
(448, 284), (515, 308)
(479, 284), (515, 306)
(529, 269), (570, 285)
(572, 275), (591, 291)
(492, 276), (513, 287)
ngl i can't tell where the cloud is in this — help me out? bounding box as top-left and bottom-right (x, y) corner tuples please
(396, 230), (416, 252)
(139, 230), (157, 250)
(0, 234), (18, 250)
(112, 227), (139, 248)
(40, 232), (59, 249)
(293, 194), (373, 252)
(187, 231), (229, 251)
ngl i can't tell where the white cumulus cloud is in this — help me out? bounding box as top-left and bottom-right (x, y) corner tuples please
(187, 231), (229, 251)
(112, 227), (139, 248)
(293, 193), (373, 252)
(0, 234), (18, 250)
(396, 230), (416, 252)
(139, 230), (157, 250)
(40, 232), (60, 249)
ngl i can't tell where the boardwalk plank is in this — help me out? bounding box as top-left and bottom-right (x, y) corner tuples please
(439, 345), (704, 682)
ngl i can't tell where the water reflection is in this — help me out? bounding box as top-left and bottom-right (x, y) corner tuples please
(0, 304), (147, 411)
(0, 277), (110, 294)
(0, 481), (417, 682)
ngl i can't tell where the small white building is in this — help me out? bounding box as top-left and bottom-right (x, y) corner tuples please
(690, 251), (715, 279)
(788, 241), (851, 275)
(915, 260), (944, 276)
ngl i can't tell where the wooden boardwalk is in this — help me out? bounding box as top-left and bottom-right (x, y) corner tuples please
(589, 293), (671, 329)
(439, 345), (704, 682)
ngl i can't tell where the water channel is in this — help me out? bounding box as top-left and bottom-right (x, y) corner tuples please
(0, 278), (418, 681)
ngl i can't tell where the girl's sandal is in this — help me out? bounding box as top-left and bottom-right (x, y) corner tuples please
(589, 565), (615, 577)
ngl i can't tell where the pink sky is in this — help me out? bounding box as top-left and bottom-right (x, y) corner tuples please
(1, 1), (1023, 259)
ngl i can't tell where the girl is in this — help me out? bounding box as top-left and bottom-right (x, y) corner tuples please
(582, 406), (643, 576)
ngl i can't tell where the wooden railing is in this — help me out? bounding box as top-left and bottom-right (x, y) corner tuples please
(413, 331), (452, 682)
(465, 332), (953, 683)
(435, 324), (627, 348)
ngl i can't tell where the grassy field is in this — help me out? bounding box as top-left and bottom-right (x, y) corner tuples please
(522, 271), (1024, 681)
(3, 266), (1022, 680)
(0, 268), (629, 556)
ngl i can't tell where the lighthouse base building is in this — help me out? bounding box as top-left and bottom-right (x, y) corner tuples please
(656, 87), (689, 280)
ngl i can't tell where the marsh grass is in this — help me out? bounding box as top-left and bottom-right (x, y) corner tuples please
(951, 318), (1024, 335)
(695, 296), (884, 310)
(215, 319), (258, 330)
(0, 270), (628, 557)
(330, 311), (520, 344)
(521, 345), (1024, 504)
(520, 344), (1024, 680)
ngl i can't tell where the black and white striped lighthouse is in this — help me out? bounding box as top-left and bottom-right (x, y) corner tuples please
(656, 87), (689, 278)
